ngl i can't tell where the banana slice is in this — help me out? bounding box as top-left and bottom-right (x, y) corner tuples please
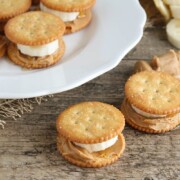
(153, 0), (171, 21)
(166, 19), (180, 49)
(163, 0), (169, 4)
(170, 5), (180, 18)
(163, 0), (180, 5)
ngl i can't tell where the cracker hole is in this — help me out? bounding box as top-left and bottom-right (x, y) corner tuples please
(92, 110), (95, 114)
(75, 111), (80, 115)
(167, 99), (171, 103)
(85, 128), (88, 131)
(155, 89), (159, 93)
(86, 117), (92, 121)
(74, 121), (79, 124)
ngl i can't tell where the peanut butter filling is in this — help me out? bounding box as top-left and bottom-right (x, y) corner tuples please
(122, 99), (180, 131)
(57, 133), (125, 163)
(65, 9), (92, 34)
(0, 36), (8, 57)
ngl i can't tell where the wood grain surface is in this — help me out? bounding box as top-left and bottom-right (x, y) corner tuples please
(0, 1), (180, 180)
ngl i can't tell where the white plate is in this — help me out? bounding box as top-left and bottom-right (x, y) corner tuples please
(0, 0), (146, 99)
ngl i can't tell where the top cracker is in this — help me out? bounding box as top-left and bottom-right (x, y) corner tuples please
(0, 0), (31, 21)
(40, 0), (96, 12)
(125, 71), (180, 115)
(56, 102), (125, 144)
(5, 11), (65, 46)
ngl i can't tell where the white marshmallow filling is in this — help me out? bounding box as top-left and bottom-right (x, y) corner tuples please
(17, 39), (59, 57)
(131, 105), (167, 118)
(74, 136), (118, 153)
(40, 3), (79, 22)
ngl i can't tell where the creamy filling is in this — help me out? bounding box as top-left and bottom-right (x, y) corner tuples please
(170, 5), (180, 18)
(17, 39), (59, 57)
(74, 136), (118, 153)
(131, 105), (166, 118)
(40, 3), (79, 22)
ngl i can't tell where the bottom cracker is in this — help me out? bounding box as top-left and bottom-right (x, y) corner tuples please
(57, 133), (125, 168)
(121, 99), (180, 134)
(7, 38), (65, 69)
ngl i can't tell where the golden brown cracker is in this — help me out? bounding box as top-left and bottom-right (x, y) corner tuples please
(0, 0), (31, 21)
(41, 0), (95, 12)
(5, 11), (65, 46)
(56, 102), (125, 144)
(125, 71), (180, 115)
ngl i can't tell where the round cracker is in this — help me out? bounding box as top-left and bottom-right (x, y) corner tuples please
(5, 11), (65, 46)
(41, 0), (95, 12)
(125, 71), (180, 115)
(0, 0), (31, 21)
(56, 102), (125, 144)
(7, 38), (65, 69)
(57, 133), (125, 168)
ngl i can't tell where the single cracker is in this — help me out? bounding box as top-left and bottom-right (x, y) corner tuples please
(65, 9), (92, 34)
(121, 99), (180, 134)
(56, 101), (125, 144)
(125, 71), (180, 115)
(0, 0), (31, 21)
(7, 38), (65, 69)
(57, 133), (125, 168)
(0, 35), (8, 58)
(41, 0), (96, 12)
(5, 11), (65, 46)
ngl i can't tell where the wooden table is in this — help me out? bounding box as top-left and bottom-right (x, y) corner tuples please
(0, 4), (180, 180)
